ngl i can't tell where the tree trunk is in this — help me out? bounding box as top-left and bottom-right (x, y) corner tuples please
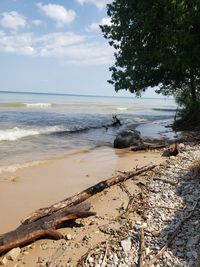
(22, 164), (156, 225)
(0, 202), (95, 255)
(190, 69), (197, 104)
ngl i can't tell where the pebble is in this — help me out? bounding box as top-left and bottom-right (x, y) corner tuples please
(66, 234), (72, 240)
(88, 257), (94, 263)
(120, 237), (132, 253)
(78, 143), (200, 267)
(0, 257), (8, 266)
(6, 247), (21, 261)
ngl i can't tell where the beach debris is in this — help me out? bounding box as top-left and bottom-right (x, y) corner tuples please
(0, 256), (8, 266)
(65, 234), (72, 240)
(139, 228), (145, 267)
(21, 163), (156, 224)
(120, 237), (132, 253)
(168, 143), (179, 156)
(131, 143), (166, 152)
(0, 202), (95, 255)
(112, 115), (122, 127)
(1, 142), (199, 267)
(77, 142), (200, 267)
(6, 247), (21, 261)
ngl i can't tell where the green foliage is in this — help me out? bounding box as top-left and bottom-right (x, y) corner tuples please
(174, 86), (200, 124)
(101, 0), (200, 101)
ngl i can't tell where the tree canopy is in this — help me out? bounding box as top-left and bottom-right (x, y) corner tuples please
(101, 0), (200, 103)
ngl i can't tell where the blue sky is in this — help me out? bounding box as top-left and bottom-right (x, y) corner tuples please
(0, 0), (159, 97)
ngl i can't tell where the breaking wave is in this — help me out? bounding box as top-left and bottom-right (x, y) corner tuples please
(117, 107), (128, 111)
(24, 103), (52, 108)
(0, 126), (65, 141)
(0, 102), (52, 108)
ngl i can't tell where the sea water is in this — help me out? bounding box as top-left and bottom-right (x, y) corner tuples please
(0, 91), (176, 170)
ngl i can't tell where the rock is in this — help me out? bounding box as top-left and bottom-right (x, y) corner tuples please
(114, 129), (142, 148)
(0, 257), (8, 266)
(187, 235), (199, 247)
(120, 237), (132, 253)
(169, 143), (179, 156)
(88, 257), (94, 263)
(179, 143), (185, 149)
(66, 234), (72, 240)
(113, 253), (119, 264)
(6, 247), (21, 261)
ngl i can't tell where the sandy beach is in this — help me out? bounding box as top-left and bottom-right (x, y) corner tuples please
(0, 145), (166, 266)
(0, 139), (200, 267)
(0, 146), (164, 233)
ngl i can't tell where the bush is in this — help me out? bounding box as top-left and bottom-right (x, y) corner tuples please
(174, 87), (200, 129)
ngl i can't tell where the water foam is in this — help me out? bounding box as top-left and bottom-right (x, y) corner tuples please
(0, 160), (48, 175)
(117, 107), (128, 111)
(24, 103), (52, 108)
(0, 126), (64, 141)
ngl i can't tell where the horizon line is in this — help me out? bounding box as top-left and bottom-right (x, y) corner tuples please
(0, 90), (169, 100)
(0, 90), (168, 99)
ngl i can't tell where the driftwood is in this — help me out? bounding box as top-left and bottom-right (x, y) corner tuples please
(143, 197), (200, 267)
(0, 202), (95, 255)
(131, 143), (179, 157)
(131, 144), (166, 152)
(22, 164), (156, 225)
(139, 228), (145, 267)
(101, 241), (108, 267)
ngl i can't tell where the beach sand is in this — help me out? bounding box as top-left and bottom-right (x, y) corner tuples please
(0, 146), (165, 266)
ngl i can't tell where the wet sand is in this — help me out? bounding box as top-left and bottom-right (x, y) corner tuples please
(0, 147), (164, 234)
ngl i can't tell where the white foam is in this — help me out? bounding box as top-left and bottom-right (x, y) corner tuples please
(24, 103), (52, 108)
(0, 126), (64, 142)
(0, 160), (48, 175)
(117, 107), (128, 111)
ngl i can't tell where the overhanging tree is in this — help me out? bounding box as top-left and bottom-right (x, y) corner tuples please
(101, 0), (200, 107)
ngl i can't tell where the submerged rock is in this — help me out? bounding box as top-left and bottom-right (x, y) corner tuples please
(114, 130), (142, 148)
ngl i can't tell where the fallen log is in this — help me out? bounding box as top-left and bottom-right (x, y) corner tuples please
(131, 143), (179, 157)
(22, 164), (156, 225)
(0, 202), (95, 255)
(131, 144), (166, 152)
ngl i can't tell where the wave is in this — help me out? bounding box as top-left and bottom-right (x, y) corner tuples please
(152, 108), (176, 112)
(117, 107), (128, 111)
(0, 160), (47, 175)
(0, 126), (65, 141)
(0, 102), (52, 108)
(24, 103), (52, 108)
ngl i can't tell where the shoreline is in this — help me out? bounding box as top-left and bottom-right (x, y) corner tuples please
(0, 116), (176, 175)
(0, 142), (199, 267)
(0, 146), (164, 234)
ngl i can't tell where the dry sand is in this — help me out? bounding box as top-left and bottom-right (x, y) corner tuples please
(0, 146), (165, 266)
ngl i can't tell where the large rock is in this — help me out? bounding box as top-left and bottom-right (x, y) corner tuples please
(114, 129), (143, 148)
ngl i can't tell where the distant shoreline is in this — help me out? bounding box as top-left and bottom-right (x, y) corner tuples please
(0, 90), (172, 100)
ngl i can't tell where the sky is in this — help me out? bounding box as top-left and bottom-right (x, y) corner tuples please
(0, 0), (159, 97)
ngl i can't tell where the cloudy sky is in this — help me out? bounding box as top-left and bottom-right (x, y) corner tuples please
(0, 0), (158, 97)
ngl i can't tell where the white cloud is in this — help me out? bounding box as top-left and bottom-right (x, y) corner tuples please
(32, 19), (44, 26)
(76, 0), (112, 10)
(0, 30), (114, 65)
(87, 17), (111, 32)
(0, 31), (34, 55)
(0, 11), (27, 30)
(37, 3), (76, 27)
